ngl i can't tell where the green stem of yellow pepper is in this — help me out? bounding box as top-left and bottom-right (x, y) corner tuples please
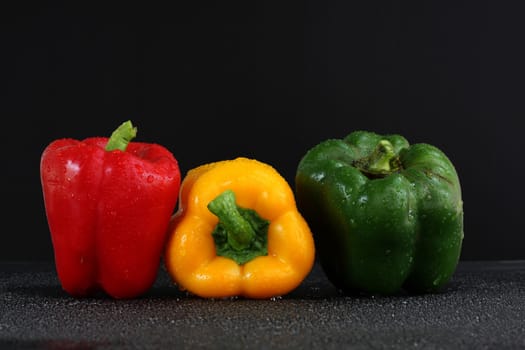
(208, 189), (269, 265)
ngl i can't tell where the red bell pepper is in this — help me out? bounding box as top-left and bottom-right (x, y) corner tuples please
(40, 121), (181, 299)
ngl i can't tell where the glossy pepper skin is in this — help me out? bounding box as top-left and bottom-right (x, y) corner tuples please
(40, 121), (181, 299)
(295, 131), (463, 295)
(164, 157), (315, 299)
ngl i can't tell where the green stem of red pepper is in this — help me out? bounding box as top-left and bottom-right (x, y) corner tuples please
(105, 120), (137, 152)
(207, 189), (269, 265)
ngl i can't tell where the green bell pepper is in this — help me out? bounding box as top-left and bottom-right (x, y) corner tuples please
(295, 131), (464, 294)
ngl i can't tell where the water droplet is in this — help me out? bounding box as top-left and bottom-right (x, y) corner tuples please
(358, 195), (368, 205)
(147, 175), (154, 183)
(312, 172), (325, 182)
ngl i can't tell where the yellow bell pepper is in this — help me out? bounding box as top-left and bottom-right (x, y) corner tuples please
(164, 157), (316, 299)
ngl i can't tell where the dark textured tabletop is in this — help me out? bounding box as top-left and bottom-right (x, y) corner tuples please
(1, 260), (524, 349)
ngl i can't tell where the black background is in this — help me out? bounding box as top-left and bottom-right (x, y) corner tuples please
(1, 2), (523, 262)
